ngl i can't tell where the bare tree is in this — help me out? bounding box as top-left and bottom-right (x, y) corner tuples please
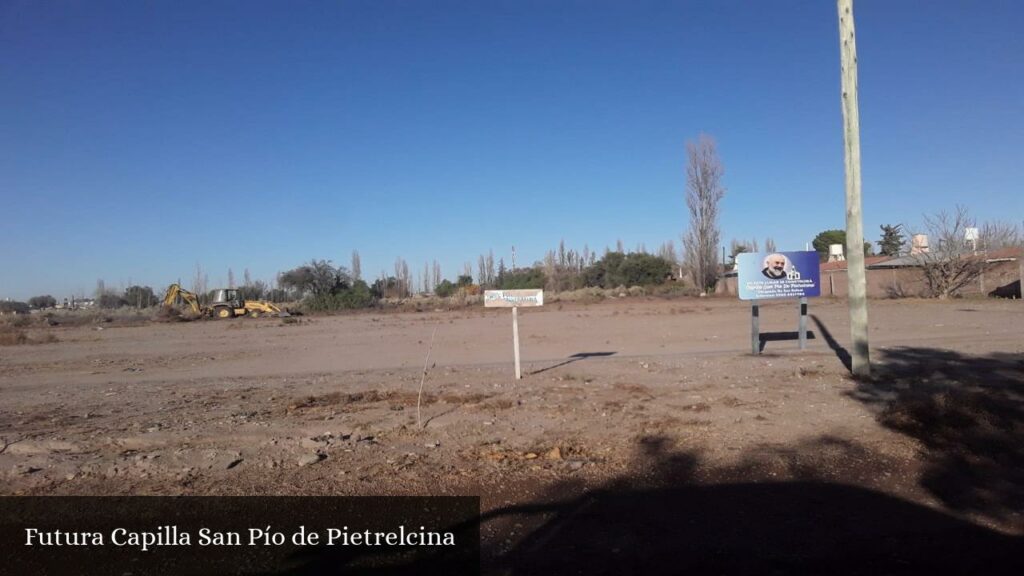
(728, 238), (753, 268)
(914, 205), (1016, 298)
(659, 239), (684, 279)
(979, 220), (1022, 250)
(243, 268), (252, 286)
(432, 260), (442, 290)
(765, 237), (777, 253)
(227, 268), (235, 288)
(192, 263), (208, 303)
(682, 134), (726, 294)
(486, 250), (495, 287)
(657, 240), (677, 264)
(543, 250), (557, 291)
(351, 250), (362, 282)
(394, 257), (411, 298)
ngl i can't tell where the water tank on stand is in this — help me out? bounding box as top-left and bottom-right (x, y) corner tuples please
(911, 234), (929, 254)
(828, 244), (845, 262)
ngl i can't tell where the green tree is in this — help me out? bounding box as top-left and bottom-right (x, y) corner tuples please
(28, 295), (57, 309)
(582, 252), (672, 288)
(371, 276), (401, 299)
(280, 260), (350, 297)
(305, 280), (375, 311)
(617, 253), (672, 286)
(583, 251), (625, 288)
(812, 230), (846, 262)
(498, 268), (546, 290)
(97, 292), (126, 309)
(123, 286), (157, 308)
(877, 224), (906, 256)
(812, 230), (872, 262)
(279, 260), (375, 311)
(0, 301), (29, 314)
(434, 279), (457, 297)
(237, 281), (268, 300)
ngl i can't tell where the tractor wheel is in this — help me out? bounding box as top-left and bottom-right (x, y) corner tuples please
(214, 306), (234, 319)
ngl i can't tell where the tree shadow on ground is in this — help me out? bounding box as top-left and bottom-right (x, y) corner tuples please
(848, 346), (1024, 529)
(264, 405), (1023, 575)
(486, 435), (1022, 575)
(266, 343), (1024, 575)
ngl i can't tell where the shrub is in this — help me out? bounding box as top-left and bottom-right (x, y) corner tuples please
(28, 295), (57, 309)
(97, 292), (126, 309)
(302, 280), (376, 312)
(583, 252), (673, 288)
(0, 327), (58, 346)
(123, 286), (158, 308)
(0, 301), (30, 315)
(499, 268), (546, 290)
(434, 280), (457, 298)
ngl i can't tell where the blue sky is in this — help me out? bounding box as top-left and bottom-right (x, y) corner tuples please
(2, 1), (1021, 299)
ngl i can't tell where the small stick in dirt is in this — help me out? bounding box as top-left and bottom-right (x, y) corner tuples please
(417, 326), (438, 429)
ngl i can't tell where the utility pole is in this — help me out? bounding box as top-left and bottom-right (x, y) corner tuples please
(837, 0), (870, 377)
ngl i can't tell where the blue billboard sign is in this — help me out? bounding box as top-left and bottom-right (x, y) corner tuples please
(736, 251), (821, 300)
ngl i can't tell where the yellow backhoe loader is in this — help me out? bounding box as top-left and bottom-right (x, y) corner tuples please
(162, 284), (289, 319)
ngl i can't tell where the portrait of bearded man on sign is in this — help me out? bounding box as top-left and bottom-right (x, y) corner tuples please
(761, 253), (789, 280)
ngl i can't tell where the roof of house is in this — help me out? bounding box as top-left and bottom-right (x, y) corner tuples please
(820, 256), (893, 272)
(868, 246), (1022, 269)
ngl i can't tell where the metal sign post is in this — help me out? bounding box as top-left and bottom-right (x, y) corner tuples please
(751, 302), (760, 355)
(484, 289), (544, 379)
(512, 306), (521, 379)
(798, 297), (808, 350)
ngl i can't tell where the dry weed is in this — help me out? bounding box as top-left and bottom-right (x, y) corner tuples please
(0, 327), (58, 346)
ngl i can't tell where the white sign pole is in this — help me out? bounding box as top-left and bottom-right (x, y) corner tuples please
(484, 289), (542, 379)
(512, 306), (521, 379)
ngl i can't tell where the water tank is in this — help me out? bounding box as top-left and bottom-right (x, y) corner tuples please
(828, 244), (845, 262)
(911, 234), (929, 254)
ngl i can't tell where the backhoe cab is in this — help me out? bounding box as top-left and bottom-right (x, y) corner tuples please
(209, 288), (288, 319)
(209, 288), (245, 319)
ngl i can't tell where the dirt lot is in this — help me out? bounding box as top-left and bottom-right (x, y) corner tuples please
(2, 296), (1022, 573)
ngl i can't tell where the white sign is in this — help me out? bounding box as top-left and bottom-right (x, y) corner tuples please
(483, 289), (544, 308)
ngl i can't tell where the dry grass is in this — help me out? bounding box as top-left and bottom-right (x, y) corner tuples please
(0, 329), (28, 346)
(0, 326), (59, 346)
(152, 306), (202, 323)
(2, 315), (34, 328)
(35, 309), (154, 328)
